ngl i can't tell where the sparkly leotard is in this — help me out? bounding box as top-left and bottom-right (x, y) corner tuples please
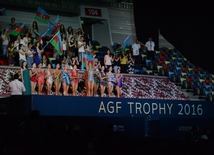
(88, 68), (94, 82)
(108, 73), (115, 86)
(46, 70), (53, 84)
(70, 70), (79, 84)
(37, 71), (45, 84)
(100, 71), (107, 86)
(116, 74), (122, 87)
(62, 71), (70, 85)
(30, 69), (37, 82)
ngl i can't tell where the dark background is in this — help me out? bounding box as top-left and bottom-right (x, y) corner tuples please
(133, 0), (214, 74)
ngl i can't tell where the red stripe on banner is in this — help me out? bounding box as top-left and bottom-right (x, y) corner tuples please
(36, 11), (50, 20)
(53, 36), (59, 43)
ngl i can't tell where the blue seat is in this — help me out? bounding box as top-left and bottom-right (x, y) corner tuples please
(176, 67), (181, 71)
(140, 69), (146, 74)
(168, 71), (175, 79)
(134, 69), (140, 74)
(146, 59), (152, 66)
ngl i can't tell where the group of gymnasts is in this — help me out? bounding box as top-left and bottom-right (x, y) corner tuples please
(25, 60), (123, 97)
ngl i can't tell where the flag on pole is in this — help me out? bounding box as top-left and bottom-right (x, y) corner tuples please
(48, 15), (60, 35)
(34, 29), (49, 42)
(5, 23), (25, 37)
(49, 31), (63, 56)
(34, 7), (50, 24)
(82, 52), (95, 69)
(0, 8), (6, 16)
(115, 35), (130, 53)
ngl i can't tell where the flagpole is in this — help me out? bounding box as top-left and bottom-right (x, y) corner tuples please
(42, 31), (59, 50)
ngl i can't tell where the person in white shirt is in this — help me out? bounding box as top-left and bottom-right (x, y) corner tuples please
(77, 36), (86, 70)
(26, 42), (35, 68)
(132, 39), (143, 66)
(19, 44), (27, 66)
(14, 34), (24, 66)
(104, 49), (113, 70)
(145, 37), (155, 60)
(1, 29), (9, 57)
(132, 39), (141, 57)
(9, 73), (26, 115)
(22, 32), (31, 50)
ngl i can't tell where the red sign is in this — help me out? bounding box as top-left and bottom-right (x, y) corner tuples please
(84, 8), (102, 17)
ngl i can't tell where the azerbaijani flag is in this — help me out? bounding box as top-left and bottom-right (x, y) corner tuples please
(48, 15), (60, 35)
(0, 8), (6, 16)
(82, 51), (95, 69)
(49, 31), (63, 56)
(34, 29), (49, 42)
(34, 7), (50, 24)
(115, 35), (130, 53)
(5, 23), (25, 37)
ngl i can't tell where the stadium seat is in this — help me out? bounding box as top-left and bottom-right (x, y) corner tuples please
(146, 59), (152, 66)
(0, 60), (8, 65)
(45, 51), (52, 57)
(134, 69), (140, 74)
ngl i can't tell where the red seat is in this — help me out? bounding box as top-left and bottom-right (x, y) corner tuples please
(0, 60), (8, 65)
(45, 51), (52, 57)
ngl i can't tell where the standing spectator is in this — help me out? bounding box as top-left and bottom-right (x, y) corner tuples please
(67, 26), (74, 42)
(34, 41), (44, 66)
(19, 44), (27, 66)
(26, 42), (35, 68)
(9, 17), (18, 43)
(14, 34), (24, 51)
(127, 52), (135, 74)
(9, 17), (17, 28)
(120, 50), (128, 73)
(75, 28), (84, 41)
(1, 29), (9, 58)
(68, 36), (76, 58)
(132, 39), (142, 66)
(104, 49), (113, 71)
(77, 36), (86, 70)
(7, 41), (15, 66)
(41, 55), (48, 68)
(60, 24), (66, 37)
(8, 73), (26, 115)
(23, 32), (31, 50)
(145, 37), (155, 60)
(14, 34), (24, 66)
(30, 21), (39, 42)
(21, 60), (31, 95)
(62, 34), (68, 57)
(113, 53), (121, 73)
